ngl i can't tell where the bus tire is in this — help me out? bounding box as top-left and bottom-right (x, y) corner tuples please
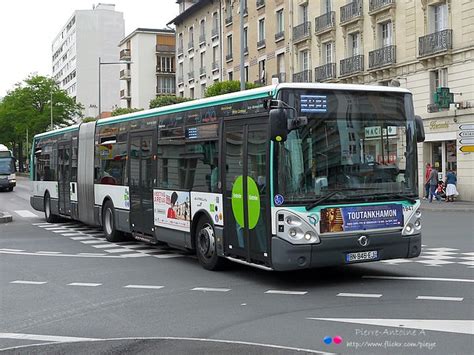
(195, 217), (225, 271)
(102, 200), (124, 242)
(44, 193), (58, 223)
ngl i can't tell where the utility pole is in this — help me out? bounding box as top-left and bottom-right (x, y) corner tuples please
(50, 88), (53, 130)
(98, 56), (102, 119)
(239, 0), (245, 91)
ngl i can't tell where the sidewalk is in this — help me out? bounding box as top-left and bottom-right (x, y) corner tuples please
(0, 211), (13, 223)
(420, 199), (474, 212)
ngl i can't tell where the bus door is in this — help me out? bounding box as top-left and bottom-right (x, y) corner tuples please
(129, 131), (156, 236)
(223, 119), (269, 265)
(58, 142), (71, 215)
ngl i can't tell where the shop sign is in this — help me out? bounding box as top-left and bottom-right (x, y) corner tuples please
(429, 121), (449, 130)
(365, 126), (397, 138)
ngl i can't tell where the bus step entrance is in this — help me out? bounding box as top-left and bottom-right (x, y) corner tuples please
(132, 231), (157, 245)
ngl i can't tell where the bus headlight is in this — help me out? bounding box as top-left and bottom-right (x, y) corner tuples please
(304, 231), (320, 244)
(8, 174), (15, 180)
(415, 210), (422, 218)
(405, 223), (414, 235)
(288, 227), (303, 240)
(414, 219), (421, 230)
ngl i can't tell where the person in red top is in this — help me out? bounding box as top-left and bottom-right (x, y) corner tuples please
(424, 163), (432, 199)
(167, 192), (178, 219)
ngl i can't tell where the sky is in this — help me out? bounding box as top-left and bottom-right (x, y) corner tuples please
(0, 0), (179, 97)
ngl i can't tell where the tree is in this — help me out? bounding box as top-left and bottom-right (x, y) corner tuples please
(0, 75), (83, 171)
(204, 80), (259, 98)
(149, 95), (191, 109)
(111, 107), (143, 117)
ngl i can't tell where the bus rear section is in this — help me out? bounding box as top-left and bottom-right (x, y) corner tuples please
(0, 144), (16, 192)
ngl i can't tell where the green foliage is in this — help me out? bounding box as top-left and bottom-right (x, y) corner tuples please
(204, 80), (259, 98)
(111, 107), (143, 117)
(149, 95), (191, 109)
(82, 116), (97, 123)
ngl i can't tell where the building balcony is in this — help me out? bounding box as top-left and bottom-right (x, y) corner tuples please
(156, 66), (175, 74)
(156, 86), (175, 95)
(200, 67), (206, 77)
(187, 41), (194, 51)
(156, 44), (175, 53)
(369, 0), (395, 14)
(187, 71), (195, 81)
(315, 11), (335, 34)
(120, 89), (131, 99)
(199, 35), (206, 45)
(211, 28), (219, 39)
(212, 61), (219, 72)
(119, 49), (131, 60)
(257, 39), (266, 49)
(177, 45), (184, 56)
(340, 54), (364, 76)
(369, 45), (396, 69)
(418, 29), (453, 58)
(272, 72), (286, 83)
(315, 63), (336, 82)
(226, 53), (233, 62)
(119, 69), (131, 80)
(275, 31), (284, 42)
(293, 70), (312, 83)
(340, 0), (363, 25)
(293, 22), (311, 43)
(225, 15), (232, 26)
(256, 0), (265, 9)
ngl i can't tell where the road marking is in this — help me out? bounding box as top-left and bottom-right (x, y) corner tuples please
(32, 223), (51, 226)
(0, 250), (121, 258)
(81, 240), (106, 244)
(307, 318), (474, 335)
(52, 229), (71, 233)
(0, 332), (99, 342)
(36, 251), (62, 254)
(44, 227), (69, 230)
(154, 254), (185, 259)
(70, 236), (94, 241)
(124, 285), (164, 290)
(93, 244), (120, 249)
(417, 296), (463, 302)
(78, 253), (107, 256)
(103, 248), (131, 253)
(337, 293), (382, 298)
(192, 287), (231, 292)
(265, 290), (308, 295)
(68, 282), (102, 287)
(61, 233), (85, 236)
(0, 248), (24, 252)
(10, 280), (47, 285)
(121, 253), (150, 258)
(14, 210), (38, 218)
(363, 275), (474, 283)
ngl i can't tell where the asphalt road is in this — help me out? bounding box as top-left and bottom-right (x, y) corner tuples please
(0, 177), (473, 354)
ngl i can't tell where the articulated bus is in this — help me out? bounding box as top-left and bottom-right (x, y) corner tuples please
(0, 144), (16, 192)
(30, 83), (425, 271)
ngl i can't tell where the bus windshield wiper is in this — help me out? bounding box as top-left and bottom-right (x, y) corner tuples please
(305, 187), (384, 211)
(369, 192), (417, 204)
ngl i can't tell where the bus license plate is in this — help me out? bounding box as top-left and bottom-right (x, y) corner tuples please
(346, 251), (378, 263)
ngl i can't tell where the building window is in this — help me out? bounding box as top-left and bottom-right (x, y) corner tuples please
(212, 12), (219, 34)
(300, 50), (309, 71)
(349, 32), (360, 56)
(258, 59), (266, 83)
(244, 65), (249, 82)
(276, 10), (284, 33)
(380, 21), (392, 47)
(190, 87), (194, 99)
(228, 71), (233, 81)
(430, 68), (448, 105)
(431, 3), (448, 32)
(322, 0), (332, 13)
(300, 4), (308, 23)
(189, 27), (194, 48)
(243, 27), (248, 52)
(201, 83), (206, 96)
(323, 42), (334, 64)
(200, 19), (206, 43)
(258, 18), (265, 42)
(227, 34), (233, 57)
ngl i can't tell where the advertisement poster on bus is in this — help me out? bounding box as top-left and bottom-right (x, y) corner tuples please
(320, 204), (403, 233)
(153, 190), (191, 232)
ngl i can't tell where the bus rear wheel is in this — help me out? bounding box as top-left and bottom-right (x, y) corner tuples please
(102, 200), (124, 242)
(195, 217), (225, 271)
(44, 193), (58, 223)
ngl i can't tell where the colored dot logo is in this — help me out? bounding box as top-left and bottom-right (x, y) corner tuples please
(323, 335), (343, 345)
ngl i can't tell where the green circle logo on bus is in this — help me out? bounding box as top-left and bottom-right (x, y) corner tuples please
(231, 176), (260, 229)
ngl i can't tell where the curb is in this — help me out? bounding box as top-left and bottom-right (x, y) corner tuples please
(0, 211), (13, 223)
(420, 205), (474, 212)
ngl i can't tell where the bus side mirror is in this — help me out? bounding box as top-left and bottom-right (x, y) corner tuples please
(415, 115), (425, 143)
(269, 108), (288, 142)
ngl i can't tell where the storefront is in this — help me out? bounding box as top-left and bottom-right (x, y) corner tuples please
(419, 109), (474, 201)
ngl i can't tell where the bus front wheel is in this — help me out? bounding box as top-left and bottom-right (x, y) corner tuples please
(44, 193), (58, 223)
(102, 200), (124, 242)
(195, 217), (225, 271)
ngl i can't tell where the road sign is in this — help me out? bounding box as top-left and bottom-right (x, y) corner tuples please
(460, 146), (474, 153)
(459, 124), (474, 131)
(459, 131), (474, 137)
(459, 138), (474, 145)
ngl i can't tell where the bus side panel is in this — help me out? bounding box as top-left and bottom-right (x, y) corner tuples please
(94, 184), (131, 233)
(30, 181), (59, 213)
(77, 122), (97, 226)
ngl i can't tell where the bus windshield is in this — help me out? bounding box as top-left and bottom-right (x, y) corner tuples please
(0, 158), (15, 175)
(276, 89), (418, 205)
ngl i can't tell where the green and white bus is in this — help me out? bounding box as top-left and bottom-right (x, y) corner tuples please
(30, 83), (425, 271)
(0, 144), (16, 192)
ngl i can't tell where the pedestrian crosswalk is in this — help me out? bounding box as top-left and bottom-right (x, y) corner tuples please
(32, 222), (190, 259)
(378, 247), (474, 268)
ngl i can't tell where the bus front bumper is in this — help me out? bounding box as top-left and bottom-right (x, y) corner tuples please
(0, 178), (16, 189)
(271, 232), (421, 271)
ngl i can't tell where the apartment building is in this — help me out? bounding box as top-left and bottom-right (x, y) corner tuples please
(169, 0), (222, 99)
(51, 3), (125, 118)
(119, 28), (176, 109)
(290, 0), (473, 200)
(221, 0), (290, 85)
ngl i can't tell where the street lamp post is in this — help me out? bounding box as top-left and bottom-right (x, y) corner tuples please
(98, 57), (132, 118)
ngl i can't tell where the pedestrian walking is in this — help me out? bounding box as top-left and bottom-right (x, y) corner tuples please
(423, 163), (432, 199)
(445, 169), (459, 202)
(428, 166), (438, 203)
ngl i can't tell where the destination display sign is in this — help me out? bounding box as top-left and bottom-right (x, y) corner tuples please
(300, 95), (328, 113)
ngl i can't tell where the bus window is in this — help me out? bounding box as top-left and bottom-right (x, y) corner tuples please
(95, 136), (128, 186)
